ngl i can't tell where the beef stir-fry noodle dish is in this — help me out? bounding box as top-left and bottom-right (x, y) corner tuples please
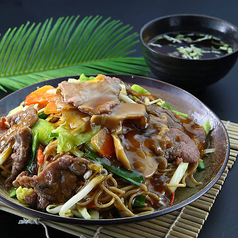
(0, 74), (211, 219)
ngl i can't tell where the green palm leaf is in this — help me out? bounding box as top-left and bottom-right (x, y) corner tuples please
(0, 15), (149, 92)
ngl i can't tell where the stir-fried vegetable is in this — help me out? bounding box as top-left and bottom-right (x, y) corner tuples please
(169, 192), (175, 206)
(85, 150), (145, 187)
(38, 111), (49, 119)
(59, 174), (105, 217)
(197, 161), (205, 171)
(201, 119), (211, 135)
(91, 128), (115, 158)
(44, 101), (57, 114)
(26, 131), (39, 171)
(131, 84), (151, 95)
(132, 195), (146, 207)
(166, 162), (189, 193)
(31, 119), (56, 145)
(54, 124), (100, 153)
(37, 146), (44, 164)
(74, 206), (91, 219)
(16, 186), (34, 203)
(9, 187), (16, 198)
(24, 85), (56, 108)
(7, 102), (24, 117)
(78, 74), (96, 82)
(0, 144), (12, 166)
(131, 84), (188, 117)
(166, 103), (188, 118)
(68, 74), (96, 83)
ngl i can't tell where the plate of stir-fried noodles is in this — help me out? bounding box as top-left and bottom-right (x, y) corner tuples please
(0, 74), (229, 224)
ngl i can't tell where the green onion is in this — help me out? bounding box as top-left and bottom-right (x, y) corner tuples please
(132, 195), (146, 207)
(201, 119), (211, 135)
(197, 161), (205, 171)
(166, 162), (189, 193)
(9, 187), (16, 198)
(131, 84), (151, 95)
(48, 132), (59, 138)
(26, 131), (39, 171)
(85, 150), (145, 187)
(38, 111), (49, 119)
(165, 103), (188, 118)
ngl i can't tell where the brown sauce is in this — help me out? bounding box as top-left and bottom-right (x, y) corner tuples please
(114, 106), (207, 198)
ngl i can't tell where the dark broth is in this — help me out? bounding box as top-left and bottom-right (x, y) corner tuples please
(148, 32), (233, 59)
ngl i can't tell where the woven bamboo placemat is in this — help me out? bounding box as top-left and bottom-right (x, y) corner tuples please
(0, 120), (236, 238)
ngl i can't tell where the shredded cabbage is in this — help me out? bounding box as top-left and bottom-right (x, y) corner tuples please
(54, 124), (100, 153)
(68, 74), (95, 83)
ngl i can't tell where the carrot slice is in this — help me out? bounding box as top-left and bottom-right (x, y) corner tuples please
(37, 146), (44, 164)
(91, 127), (114, 158)
(169, 192), (175, 206)
(44, 101), (57, 114)
(24, 85), (56, 108)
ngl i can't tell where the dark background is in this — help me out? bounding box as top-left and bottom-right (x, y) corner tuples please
(0, 0), (238, 237)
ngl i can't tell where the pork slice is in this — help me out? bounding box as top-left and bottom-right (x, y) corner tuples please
(59, 76), (121, 115)
(165, 127), (200, 164)
(13, 155), (89, 210)
(91, 103), (147, 132)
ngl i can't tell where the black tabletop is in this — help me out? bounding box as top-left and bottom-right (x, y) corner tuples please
(0, 1), (237, 237)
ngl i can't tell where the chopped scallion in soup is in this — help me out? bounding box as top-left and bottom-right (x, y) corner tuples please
(148, 32), (233, 59)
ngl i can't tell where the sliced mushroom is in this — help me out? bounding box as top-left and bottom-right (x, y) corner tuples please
(91, 103), (146, 133)
(112, 134), (131, 170)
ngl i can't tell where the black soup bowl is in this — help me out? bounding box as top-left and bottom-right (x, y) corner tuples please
(140, 14), (238, 92)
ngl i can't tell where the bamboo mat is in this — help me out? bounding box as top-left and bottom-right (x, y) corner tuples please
(0, 120), (236, 238)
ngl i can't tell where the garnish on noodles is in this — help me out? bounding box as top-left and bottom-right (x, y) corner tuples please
(0, 74), (211, 219)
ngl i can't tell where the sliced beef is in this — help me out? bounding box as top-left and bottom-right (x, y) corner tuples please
(58, 76), (121, 115)
(147, 105), (203, 164)
(0, 117), (9, 136)
(13, 155), (89, 210)
(146, 104), (180, 127)
(6, 106), (38, 128)
(0, 107), (38, 153)
(146, 115), (169, 136)
(5, 127), (32, 188)
(0, 107), (38, 188)
(147, 104), (207, 150)
(178, 116), (207, 149)
(165, 127), (200, 164)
